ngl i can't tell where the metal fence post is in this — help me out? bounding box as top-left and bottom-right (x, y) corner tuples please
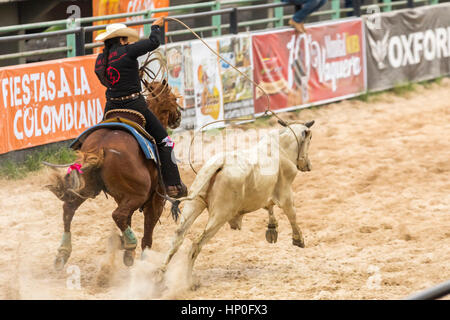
(212, 0), (221, 37)
(274, 0), (284, 28)
(75, 28), (85, 56)
(353, 0), (361, 17)
(230, 8), (238, 34)
(382, 0), (392, 12)
(144, 9), (152, 37)
(407, 0), (414, 8)
(66, 18), (77, 58)
(331, 0), (340, 19)
(160, 21), (166, 45)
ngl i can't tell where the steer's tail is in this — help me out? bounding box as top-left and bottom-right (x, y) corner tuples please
(171, 156), (224, 220)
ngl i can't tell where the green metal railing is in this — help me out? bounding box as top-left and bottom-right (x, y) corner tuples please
(0, 0), (440, 62)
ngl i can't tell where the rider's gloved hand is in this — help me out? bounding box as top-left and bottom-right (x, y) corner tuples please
(152, 17), (164, 27)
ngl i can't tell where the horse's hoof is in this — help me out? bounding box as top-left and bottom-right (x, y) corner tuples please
(292, 238), (305, 248)
(265, 227), (278, 243)
(54, 248), (70, 271)
(54, 255), (67, 271)
(140, 251), (147, 261)
(123, 250), (135, 267)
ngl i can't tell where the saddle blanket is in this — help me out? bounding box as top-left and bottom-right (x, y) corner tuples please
(70, 122), (157, 162)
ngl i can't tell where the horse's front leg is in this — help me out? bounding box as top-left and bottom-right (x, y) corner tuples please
(54, 196), (85, 271)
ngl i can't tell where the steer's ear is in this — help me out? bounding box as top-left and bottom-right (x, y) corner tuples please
(304, 120), (315, 128)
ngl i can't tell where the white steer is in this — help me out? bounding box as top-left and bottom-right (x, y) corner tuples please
(162, 121), (314, 287)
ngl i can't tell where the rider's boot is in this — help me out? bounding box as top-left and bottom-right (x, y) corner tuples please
(157, 139), (188, 199)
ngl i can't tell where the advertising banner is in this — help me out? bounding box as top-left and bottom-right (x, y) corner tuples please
(218, 35), (255, 121)
(364, 3), (450, 91)
(191, 39), (225, 130)
(155, 34), (255, 131)
(252, 19), (366, 114)
(0, 55), (106, 154)
(165, 43), (196, 131)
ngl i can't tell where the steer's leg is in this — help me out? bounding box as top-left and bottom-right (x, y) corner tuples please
(161, 198), (206, 272)
(280, 192), (305, 248)
(186, 209), (231, 289)
(265, 204), (279, 243)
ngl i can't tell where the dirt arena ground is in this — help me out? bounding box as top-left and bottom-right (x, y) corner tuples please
(0, 79), (449, 300)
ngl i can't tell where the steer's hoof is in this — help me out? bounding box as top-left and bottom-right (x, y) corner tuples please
(153, 267), (166, 284)
(123, 250), (135, 267)
(265, 227), (278, 243)
(292, 238), (305, 248)
(190, 280), (201, 291)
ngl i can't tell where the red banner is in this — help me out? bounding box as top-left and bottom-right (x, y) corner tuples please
(0, 55), (106, 154)
(252, 19), (366, 114)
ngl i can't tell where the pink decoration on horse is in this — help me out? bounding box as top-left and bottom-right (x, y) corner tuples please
(67, 163), (83, 174)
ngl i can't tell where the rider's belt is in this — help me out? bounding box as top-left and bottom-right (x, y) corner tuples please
(108, 92), (141, 101)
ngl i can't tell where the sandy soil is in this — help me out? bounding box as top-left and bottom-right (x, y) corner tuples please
(0, 79), (449, 300)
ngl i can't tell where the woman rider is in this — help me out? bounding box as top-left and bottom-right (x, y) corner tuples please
(94, 18), (187, 199)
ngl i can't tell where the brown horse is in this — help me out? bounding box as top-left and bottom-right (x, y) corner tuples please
(48, 80), (182, 270)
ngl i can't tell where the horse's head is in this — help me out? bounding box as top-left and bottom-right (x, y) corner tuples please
(145, 79), (183, 129)
(279, 120), (314, 172)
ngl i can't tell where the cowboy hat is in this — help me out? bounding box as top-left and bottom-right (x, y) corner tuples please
(95, 23), (139, 43)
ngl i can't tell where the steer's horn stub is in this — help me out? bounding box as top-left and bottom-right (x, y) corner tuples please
(304, 120), (315, 128)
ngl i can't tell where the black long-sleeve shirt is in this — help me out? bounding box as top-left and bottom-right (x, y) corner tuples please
(95, 25), (161, 98)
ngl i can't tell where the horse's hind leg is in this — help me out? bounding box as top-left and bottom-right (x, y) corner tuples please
(111, 199), (143, 266)
(54, 196), (85, 271)
(141, 191), (165, 252)
(160, 199), (206, 273)
(265, 204), (279, 244)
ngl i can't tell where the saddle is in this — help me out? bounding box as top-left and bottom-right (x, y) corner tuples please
(70, 109), (158, 161)
(103, 109), (154, 142)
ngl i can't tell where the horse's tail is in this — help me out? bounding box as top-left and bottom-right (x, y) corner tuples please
(46, 149), (104, 202)
(171, 156), (224, 219)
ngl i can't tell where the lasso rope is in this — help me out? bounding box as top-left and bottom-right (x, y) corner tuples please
(139, 50), (171, 101)
(162, 17), (303, 175)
